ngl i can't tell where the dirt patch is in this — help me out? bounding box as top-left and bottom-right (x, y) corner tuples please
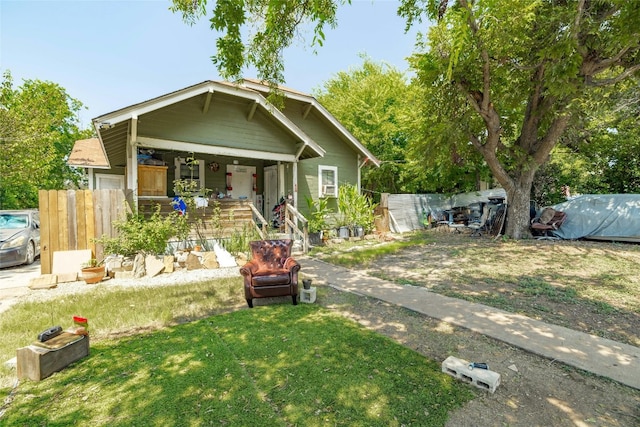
(312, 231), (640, 426)
(357, 232), (640, 347)
(317, 285), (640, 427)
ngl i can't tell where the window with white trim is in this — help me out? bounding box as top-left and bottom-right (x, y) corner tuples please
(318, 165), (338, 198)
(174, 157), (205, 193)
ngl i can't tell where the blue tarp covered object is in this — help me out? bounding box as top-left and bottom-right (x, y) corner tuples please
(549, 194), (640, 242)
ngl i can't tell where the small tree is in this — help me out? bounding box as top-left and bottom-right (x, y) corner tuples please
(0, 71), (89, 209)
(95, 205), (180, 257)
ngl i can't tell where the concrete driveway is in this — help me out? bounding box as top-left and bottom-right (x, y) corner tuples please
(0, 260), (41, 306)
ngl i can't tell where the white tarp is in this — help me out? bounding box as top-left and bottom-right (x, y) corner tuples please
(547, 194), (640, 242)
(388, 189), (507, 233)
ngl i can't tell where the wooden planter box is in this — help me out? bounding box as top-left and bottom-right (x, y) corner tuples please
(17, 333), (89, 381)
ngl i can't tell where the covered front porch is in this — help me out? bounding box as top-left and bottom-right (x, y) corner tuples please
(70, 79), (379, 253)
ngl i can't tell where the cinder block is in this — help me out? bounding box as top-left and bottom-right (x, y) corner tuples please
(441, 356), (500, 393)
(300, 287), (317, 303)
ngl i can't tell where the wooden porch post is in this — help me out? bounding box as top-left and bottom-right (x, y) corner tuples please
(278, 162), (285, 199)
(128, 116), (138, 210)
(292, 161), (298, 208)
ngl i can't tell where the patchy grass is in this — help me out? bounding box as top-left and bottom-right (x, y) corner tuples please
(1, 304), (472, 426)
(311, 232), (434, 268)
(323, 230), (640, 346)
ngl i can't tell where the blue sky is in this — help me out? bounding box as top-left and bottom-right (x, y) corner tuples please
(1, 0), (426, 128)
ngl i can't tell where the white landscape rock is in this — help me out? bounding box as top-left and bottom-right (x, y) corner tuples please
(213, 242), (237, 268)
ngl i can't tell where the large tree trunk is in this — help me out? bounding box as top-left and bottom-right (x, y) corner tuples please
(505, 183), (534, 239)
(484, 152), (538, 239)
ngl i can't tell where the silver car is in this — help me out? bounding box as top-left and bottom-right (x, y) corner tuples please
(0, 210), (41, 268)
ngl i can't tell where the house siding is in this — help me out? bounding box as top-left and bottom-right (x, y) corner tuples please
(89, 82), (375, 222)
(282, 102), (359, 216)
(138, 96), (298, 155)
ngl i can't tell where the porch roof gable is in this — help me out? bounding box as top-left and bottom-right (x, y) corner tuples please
(92, 81), (325, 160)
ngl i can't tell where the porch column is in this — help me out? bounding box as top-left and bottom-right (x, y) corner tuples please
(292, 161), (298, 208)
(278, 162), (285, 199)
(128, 116), (139, 203)
(87, 168), (95, 190)
(357, 154), (362, 192)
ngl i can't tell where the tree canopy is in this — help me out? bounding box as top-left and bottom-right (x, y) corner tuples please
(314, 58), (414, 196)
(401, 0), (640, 237)
(0, 71), (90, 209)
(315, 57), (492, 196)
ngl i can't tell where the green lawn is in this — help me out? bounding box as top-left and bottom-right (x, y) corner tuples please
(0, 280), (473, 426)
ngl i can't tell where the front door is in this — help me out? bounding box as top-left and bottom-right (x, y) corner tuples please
(227, 164), (256, 201)
(264, 165), (278, 223)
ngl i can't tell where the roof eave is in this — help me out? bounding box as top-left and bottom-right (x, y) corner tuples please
(240, 79), (380, 167)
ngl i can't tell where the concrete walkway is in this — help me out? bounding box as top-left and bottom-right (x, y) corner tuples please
(299, 257), (640, 391)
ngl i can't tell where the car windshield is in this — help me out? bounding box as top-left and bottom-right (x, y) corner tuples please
(0, 214), (29, 229)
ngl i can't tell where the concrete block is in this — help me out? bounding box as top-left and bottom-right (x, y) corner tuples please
(441, 356), (500, 393)
(28, 275), (58, 290)
(300, 287), (317, 304)
(104, 255), (124, 272)
(115, 271), (134, 280)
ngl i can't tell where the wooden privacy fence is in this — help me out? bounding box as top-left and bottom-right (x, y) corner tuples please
(38, 189), (132, 274)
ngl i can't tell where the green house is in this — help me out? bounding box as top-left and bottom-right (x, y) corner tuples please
(70, 79), (379, 230)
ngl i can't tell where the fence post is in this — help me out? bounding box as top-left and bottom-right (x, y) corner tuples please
(374, 193), (390, 233)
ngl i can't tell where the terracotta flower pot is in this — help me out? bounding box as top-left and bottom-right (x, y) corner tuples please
(81, 265), (105, 284)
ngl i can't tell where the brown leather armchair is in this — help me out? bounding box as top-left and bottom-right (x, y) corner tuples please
(239, 239), (300, 308)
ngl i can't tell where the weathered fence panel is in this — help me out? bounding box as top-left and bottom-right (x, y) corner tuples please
(38, 189), (131, 274)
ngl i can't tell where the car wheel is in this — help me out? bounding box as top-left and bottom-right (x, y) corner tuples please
(25, 241), (35, 265)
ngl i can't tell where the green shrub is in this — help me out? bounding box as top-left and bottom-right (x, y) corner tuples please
(95, 205), (180, 256)
(337, 184), (377, 233)
(306, 196), (333, 232)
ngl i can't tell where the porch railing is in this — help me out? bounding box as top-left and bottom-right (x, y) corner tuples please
(284, 203), (309, 253)
(248, 202), (268, 240)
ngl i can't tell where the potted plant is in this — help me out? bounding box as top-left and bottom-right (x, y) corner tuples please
(337, 184), (377, 238)
(337, 184), (360, 237)
(80, 259), (105, 284)
(306, 196), (333, 245)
